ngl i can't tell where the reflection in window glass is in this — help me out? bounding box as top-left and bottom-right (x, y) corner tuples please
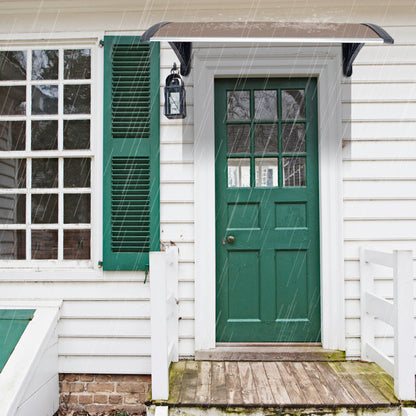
(31, 120), (58, 150)
(283, 157), (306, 187)
(32, 159), (58, 188)
(0, 51), (26, 80)
(0, 159), (26, 188)
(0, 230), (25, 259)
(64, 49), (91, 79)
(254, 90), (277, 120)
(32, 194), (58, 223)
(228, 158), (250, 188)
(32, 50), (58, 80)
(64, 194), (90, 223)
(0, 86), (26, 115)
(64, 120), (90, 149)
(0, 121), (26, 151)
(64, 85), (90, 114)
(227, 125), (250, 154)
(227, 91), (250, 121)
(254, 124), (278, 154)
(32, 230), (57, 259)
(282, 123), (305, 153)
(0, 194), (25, 223)
(64, 230), (90, 259)
(64, 158), (91, 187)
(282, 90), (305, 119)
(32, 85), (58, 115)
(255, 158), (278, 187)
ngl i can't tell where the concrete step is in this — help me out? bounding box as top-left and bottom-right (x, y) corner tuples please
(195, 343), (346, 361)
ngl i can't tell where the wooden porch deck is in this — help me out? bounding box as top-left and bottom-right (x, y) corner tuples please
(148, 360), (411, 415)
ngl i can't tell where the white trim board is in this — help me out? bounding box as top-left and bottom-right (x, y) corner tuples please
(193, 43), (345, 351)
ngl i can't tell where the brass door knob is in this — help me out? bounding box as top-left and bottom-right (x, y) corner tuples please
(227, 235), (235, 244)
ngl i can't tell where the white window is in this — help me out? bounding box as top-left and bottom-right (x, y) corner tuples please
(0, 45), (96, 264)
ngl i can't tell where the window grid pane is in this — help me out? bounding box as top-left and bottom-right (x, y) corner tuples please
(0, 46), (93, 262)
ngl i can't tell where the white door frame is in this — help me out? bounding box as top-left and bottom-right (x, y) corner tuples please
(193, 43), (345, 351)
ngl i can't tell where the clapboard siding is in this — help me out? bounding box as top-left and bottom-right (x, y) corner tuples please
(343, 26), (416, 360)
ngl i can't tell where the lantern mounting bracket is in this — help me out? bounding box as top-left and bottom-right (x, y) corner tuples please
(168, 42), (192, 76)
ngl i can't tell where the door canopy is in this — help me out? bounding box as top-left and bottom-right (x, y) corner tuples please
(140, 21), (393, 77)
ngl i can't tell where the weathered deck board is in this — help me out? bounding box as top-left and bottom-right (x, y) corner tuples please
(164, 360), (401, 409)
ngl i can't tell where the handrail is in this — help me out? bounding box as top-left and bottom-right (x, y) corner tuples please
(360, 248), (415, 400)
(150, 246), (179, 401)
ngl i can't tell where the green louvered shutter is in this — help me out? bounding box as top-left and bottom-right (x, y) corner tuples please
(103, 36), (160, 271)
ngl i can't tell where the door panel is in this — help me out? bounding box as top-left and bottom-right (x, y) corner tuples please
(215, 77), (320, 342)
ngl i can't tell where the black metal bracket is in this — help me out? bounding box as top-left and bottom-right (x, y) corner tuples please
(342, 43), (364, 77)
(168, 42), (192, 76)
(140, 22), (192, 76)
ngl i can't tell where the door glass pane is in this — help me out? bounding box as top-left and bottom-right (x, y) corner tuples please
(254, 90), (277, 120)
(227, 125), (250, 154)
(64, 158), (90, 188)
(32, 230), (57, 259)
(228, 158), (250, 188)
(32, 50), (58, 80)
(283, 157), (306, 187)
(64, 49), (91, 79)
(64, 85), (90, 114)
(32, 194), (58, 223)
(0, 121), (26, 151)
(255, 158), (278, 187)
(31, 120), (58, 150)
(282, 123), (305, 153)
(32, 158), (58, 188)
(0, 159), (26, 188)
(0, 87), (26, 115)
(64, 194), (90, 223)
(0, 51), (26, 80)
(0, 194), (25, 223)
(254, 124), (278, 154)
(32, 85), (58, 115)
(0, 230), (25, 259)
(282, 90), (305, 120)
(227, 91), (250, 121)
(64, 229), (90, 259)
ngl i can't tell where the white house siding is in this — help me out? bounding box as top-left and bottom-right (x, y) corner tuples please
(0, 1), (415, 375)
(342, 25), (416, 362)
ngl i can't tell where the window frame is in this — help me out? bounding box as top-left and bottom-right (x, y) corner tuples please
(0, 38), (101, 269)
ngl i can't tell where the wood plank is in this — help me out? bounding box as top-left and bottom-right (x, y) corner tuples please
(275, 362), (306, 405)
(224, 361), (243, 405)
(302, 362), (338, 405)
(250, 362), (275, 404)
(338, 362), (391, 404)
(328, 362), (374, 405)
(195, 361), (211, 403)
(315, 362), (362, 405)
(179, 361), (198, 404)
(210, 361), (227, 405)
(237, 361), (259, 405)
(290, 362), (324, 405)
(168, 360), (186, 403)
(263, 362), (291, 404)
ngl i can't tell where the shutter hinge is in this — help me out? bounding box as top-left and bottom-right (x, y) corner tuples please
(98, 261), (103, 268)
(144, 264), (149, 284)
(99, 40), (104, 48)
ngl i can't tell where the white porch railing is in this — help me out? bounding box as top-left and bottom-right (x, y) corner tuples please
(360, 248), (415, 400)
(150, 246), (179, 401)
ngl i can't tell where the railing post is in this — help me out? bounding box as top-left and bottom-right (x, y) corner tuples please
(360, 247), (374, 361)
(393, 250), (415, 400)
(150, 251), (169, 400)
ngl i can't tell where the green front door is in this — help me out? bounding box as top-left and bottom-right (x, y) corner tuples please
(215, 77), (320, 342)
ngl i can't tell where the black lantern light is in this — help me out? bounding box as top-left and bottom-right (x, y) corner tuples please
(164, 63), (186, 119)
